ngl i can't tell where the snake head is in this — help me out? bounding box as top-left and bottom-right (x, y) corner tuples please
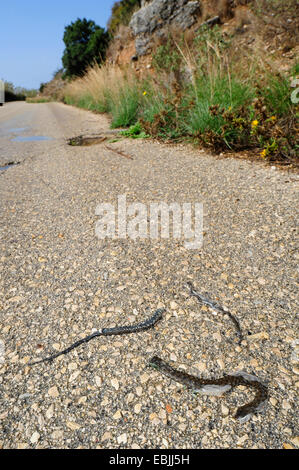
(148, 356), (161, 370)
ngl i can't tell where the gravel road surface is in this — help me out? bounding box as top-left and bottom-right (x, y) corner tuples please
(0, 102), (298, 449)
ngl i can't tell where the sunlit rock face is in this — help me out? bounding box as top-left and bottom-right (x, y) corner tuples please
(130, 0), (201, 55)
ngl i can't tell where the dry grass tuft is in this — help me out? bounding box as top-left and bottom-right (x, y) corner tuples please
(63, 63), (144, 127)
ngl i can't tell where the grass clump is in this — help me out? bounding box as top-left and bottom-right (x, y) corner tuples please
(109, 85), (141, 128)
(63, 63), (143, 127)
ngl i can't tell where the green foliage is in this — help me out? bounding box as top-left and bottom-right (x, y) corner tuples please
(107, 0), (141, 34)
(63, 19), (298, 165)
(184, 75), (254, 138)
(39, 83), (46, 93)
(120, 122), (149, 138)
(183, 76), (298, 160)
(152, 41), (181, 74)
(291, 62), (299, 75)
(26, 97), (53, 103)
(23, 89), (38, 98)
(64, 93), (101, 112)
(64, 80), (142, 128)
(108, 85), (141, 128)
(140, 95), (184, 140)
(260, 73), (293, 116)
(194, 25), (231, 61)
(62, 18), (109, 78)
(139, 67), (298, 161)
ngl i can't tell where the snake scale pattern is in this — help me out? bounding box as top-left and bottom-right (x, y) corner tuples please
(29, 309), (164, 365)
(149, 356), (268, 422)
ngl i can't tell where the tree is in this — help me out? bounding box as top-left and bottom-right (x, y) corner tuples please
(62, 18), (109, 78)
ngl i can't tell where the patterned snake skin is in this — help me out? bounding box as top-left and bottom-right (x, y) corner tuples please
(187, 281), (243, 344)
(149, 356), (268, 422)
(29, 309), (164, 365)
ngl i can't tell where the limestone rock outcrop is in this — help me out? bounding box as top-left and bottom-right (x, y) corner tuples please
(130, 0), (201, 55)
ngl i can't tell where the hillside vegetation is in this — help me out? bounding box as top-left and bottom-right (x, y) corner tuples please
(46, 0), (299, 166)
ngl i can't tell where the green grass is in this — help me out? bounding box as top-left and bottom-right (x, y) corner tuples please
(64, 94), (106, 112)
(62, 33), (298, 164)
(184, 75), (255, 138)
(65, 84), (142, 127)
(261, 74), (294, 117)
(108, 85), (141, 128)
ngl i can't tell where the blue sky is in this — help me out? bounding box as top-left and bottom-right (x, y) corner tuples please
(0, 0), (116, 89)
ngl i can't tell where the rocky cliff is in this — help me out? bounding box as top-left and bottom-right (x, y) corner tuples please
(130, 0), (201, 55)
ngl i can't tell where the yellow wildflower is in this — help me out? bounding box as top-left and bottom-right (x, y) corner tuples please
(251, 120), (259, 128)
(260, 149), (267, 159)
(270, 116), (276, 121)
(143, 91), (147, 96)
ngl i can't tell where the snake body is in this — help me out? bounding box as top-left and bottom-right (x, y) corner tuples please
(29, 309), (164, 365)
(149, 356), (268, 422)
(101, 309), (163, 335)
(187, 281), (243, 344)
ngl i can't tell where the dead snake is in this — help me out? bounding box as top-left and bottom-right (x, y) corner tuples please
(149, 355), (268, 422)
(29, 309), (164, 365)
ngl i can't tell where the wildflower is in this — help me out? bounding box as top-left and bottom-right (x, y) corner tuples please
(260, 149), (267, 159)
(251, 120), (259, 128)
(270, 116), (276, 121)
(143, 91), (147, 96)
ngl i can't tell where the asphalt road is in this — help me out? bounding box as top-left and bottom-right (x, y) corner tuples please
(0, 102), (298, 449)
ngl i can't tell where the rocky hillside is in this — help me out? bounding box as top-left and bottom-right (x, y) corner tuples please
(107, 0), (298, 73)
